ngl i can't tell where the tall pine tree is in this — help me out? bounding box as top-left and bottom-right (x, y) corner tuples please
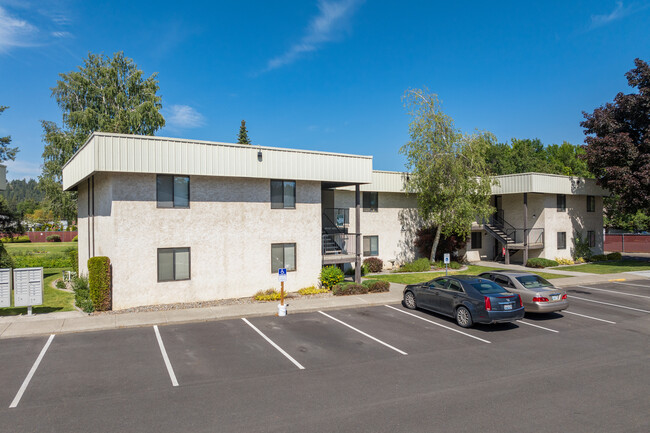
(237, 120), (252, 144)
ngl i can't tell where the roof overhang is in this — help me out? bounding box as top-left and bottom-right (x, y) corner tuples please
(62, 132), (373, 190)
(492, 173), (609, 196)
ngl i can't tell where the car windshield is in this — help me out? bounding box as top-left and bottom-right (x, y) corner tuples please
(471, 281), (507, 294)
(516, 275), (553, 289)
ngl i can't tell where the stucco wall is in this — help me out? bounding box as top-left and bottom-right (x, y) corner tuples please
(334, 190), (419, 266)
(84, 173), (322, 309)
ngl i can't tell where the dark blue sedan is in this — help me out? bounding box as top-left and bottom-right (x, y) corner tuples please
(403, 275), (525, 328)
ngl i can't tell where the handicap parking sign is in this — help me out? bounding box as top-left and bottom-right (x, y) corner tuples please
(278, 268), (287, 282)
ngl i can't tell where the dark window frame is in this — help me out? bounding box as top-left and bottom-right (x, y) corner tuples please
(270, 180), (297, 209)
(587, 196), (595, 212)
(156, 175), (190, 208)
(471, 232), (482, 249)
(363, 191), (379, 212)
(557, 194), (566, 212)
(587, 230), (596, 248)
(363, 235), (379, 256)
(157, 247), (191, 282)
(271, 243), (297, 273)
(557, 232), (567, 250)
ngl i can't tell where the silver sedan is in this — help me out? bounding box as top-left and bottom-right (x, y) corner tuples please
(479, 271), (569, 313)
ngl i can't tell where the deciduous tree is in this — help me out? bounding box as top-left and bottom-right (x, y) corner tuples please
(400, 89), (494, 261)
(581, 58), (650, 212)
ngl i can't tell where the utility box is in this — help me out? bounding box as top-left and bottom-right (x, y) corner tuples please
(13, 268), (43, 307)
(0, 268), (10, 308)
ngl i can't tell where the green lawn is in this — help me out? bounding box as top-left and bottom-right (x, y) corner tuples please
(3, 241), (77, 254)
(0, 267), (75, 316)
(550, 260), (650, 274)
(369, 265), (571, 285)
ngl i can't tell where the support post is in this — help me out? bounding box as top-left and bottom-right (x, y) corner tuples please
(354, 185), (361, 284)
(523, 193), (528, 265)
(504, 245), (510, 265)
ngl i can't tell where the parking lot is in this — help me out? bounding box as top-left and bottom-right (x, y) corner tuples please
(1, 278), (649, 432)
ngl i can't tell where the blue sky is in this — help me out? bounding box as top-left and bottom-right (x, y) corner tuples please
(0, 0), (649, 180)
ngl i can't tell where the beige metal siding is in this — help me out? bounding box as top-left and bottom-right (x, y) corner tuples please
(339, 170), (408, 193)
(491, 173), (608, 196)
(0, 165), (6, 191)
(63, 133), (373, 190)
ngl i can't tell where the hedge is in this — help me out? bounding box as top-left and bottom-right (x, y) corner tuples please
(526, 258), (559, 268)
(10, 251), (73, 268)
(1, 235), (30, 243)
(72, 276), (94, 313)
(363, 257), (383, 273)
(606, 252), (622, 260)
(88, 256), (111, 311)
(332, 282), (368, 296)
(362, 279), (390, 293)
(397, 258), (431, 273)
(46, 234), (62, 242)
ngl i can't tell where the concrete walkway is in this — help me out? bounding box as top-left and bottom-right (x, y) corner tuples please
(1, 269), (647, 340)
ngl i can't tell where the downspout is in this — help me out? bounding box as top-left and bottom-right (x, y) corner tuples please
(87, 178), (91, 261)
(523, 193), (528, 265)
(354, 185), (361, 284)
(91, 175), (95, 258)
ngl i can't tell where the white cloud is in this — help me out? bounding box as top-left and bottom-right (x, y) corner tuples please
(0, 6), (38, 52)
(588, 1), (635, 29)
(264, 0), (364, 72)
(3, 159), (42, 181)
(51, 31), (71, 38)
(167, 105), (205, 129)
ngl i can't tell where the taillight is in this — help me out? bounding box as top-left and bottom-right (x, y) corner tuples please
(532, 297), (549, 302)
(484, 296), (492, 311)
(518, 295), (522, 308)
(561, 294), (567, 300)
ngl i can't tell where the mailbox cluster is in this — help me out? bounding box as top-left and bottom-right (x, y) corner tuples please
(0, 268), (44, 310)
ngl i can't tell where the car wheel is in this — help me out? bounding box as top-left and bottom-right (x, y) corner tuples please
(403, 291), (417, 310)
(456, 306), (473, 328)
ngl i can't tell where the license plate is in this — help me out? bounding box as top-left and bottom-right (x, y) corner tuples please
(551, 295), (560, 301)
(504, 304), (512, 310)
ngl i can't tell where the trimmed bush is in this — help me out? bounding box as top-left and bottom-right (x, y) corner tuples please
(72, 235), (78, 242)
(397, 258), (431, 273)
(88, 256), (111, 311)
(363, 279), (390, 293)
(1, 235), (30, 243)
(55, 279), (66, 289)
(297, 286), (330, 295)
(320, 265), (344, 289)
(46, 234), (62, 242)
(363, 257), (384, 273)
(72, 276), (94, 313)
(591, 254), (607, 262)
(254, 288), (283, 301)
(332, 282), (368, 296)
(526, 258), (559, 268)
(606, 252), (622, 261)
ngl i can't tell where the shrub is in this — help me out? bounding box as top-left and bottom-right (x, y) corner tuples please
(397, 258), (431, 273)
(55, 279), (66, 289)
(526, 258), (559, 268)
(363, 279), (390, 293)
(575, 257), (586, 264)
(72, 276), (94, 313)
(254, 288), (283, 301)
(432, 260), (462, 270)
(332, 282), (368, 296)
(1, 235), (30, 243)
(88, 256), (111, 311)
(320, 265), (344, 289)
(0, 243), (14, 268)
(72, 235), (78, 242)
(297, 286), (330, 295)
(363, 257), (383, 273)
(606, 252), (622, 261)
(68, 249), (78, 275)
(591, 254), (607, 262)
(46, 234), (62, 242)
(10, 251), (72, 268)
(555, 257), (574, 265)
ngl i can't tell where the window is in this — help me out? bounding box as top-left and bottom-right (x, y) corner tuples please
(557, 194), (566, 212)
(158, 248), (191, 282)
(587, 196), (595, 212)
(363, 235), (379, 256)
(363, 192), (378, 212)
(271, 180), (296, 209)
(157, 175), (190, 208)
(448, 281), (464, 293)
(271, 243), (296, 273)
(471, 232), (482, 249)
(557, 232), (566, 250)
(587, 230), (596, 248)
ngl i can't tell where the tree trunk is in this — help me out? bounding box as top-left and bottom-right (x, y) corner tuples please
(430, 226), (441, 262)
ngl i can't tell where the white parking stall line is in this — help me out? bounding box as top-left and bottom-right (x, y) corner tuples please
(570, 296), (650, 313)
(241, 318), (305, 370)
(319, 311), (408, 355)
(613, 281), (650, 289)
(516, 320), (559, 333)
(153, 325), (179, 387)
(10, 334), (55, 408)
(576, 285), (650, 299)
(385, 305), (491, 344)
(563, 310), (616, 324)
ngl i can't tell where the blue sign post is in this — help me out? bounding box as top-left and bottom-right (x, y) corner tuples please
(278, 268), (287, 316)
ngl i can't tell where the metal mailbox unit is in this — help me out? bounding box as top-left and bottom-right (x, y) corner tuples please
(13, 267), (44, 313)
(0, 268), (10, 308)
